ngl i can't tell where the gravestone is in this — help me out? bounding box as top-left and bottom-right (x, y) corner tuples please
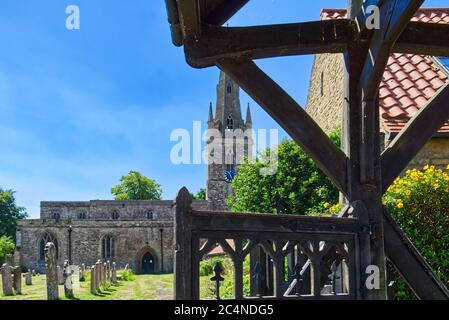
(106, 260), (111, 281)
(13, 266), (22, 294)
(79, 263), (85, 282)
(1, 262), (13, 296)
(31, 270), (36, 276)
(111, 262), (117, 283)
(25, 269), (32, 285)
(90, 265), (96, 294)
(63, 260), (74, 298)
(44, 242), (59, 300)
(57, 265), (64, 285)
(95, 261), (101, 288)
(103, 262), (107, 283)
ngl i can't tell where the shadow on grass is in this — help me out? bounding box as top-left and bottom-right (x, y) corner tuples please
(94, 282), (121, 297)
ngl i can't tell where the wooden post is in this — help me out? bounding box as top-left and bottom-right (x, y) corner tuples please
(174, 187), (193, 300)
(343, 11), (387, 298)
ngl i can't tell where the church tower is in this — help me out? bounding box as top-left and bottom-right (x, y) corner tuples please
(206, 71), (253, 210)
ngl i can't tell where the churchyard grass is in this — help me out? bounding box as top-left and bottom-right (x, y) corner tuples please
(1, 270), (233, 300)
(0, 272), (174, 300)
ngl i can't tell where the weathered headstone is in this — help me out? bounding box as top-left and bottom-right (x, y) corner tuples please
(57, 265), (64, 285)
(103, 262), (107, 283)
(95, 260), (101, 288)
(44, 242), (59, 300)
(25, 269), (32, 285)
(63, 260), (74, 298)
(79, 263), (85, 282)
(111, 262), (117, 283)
(31, 269), (36, 276)
(1, 262), (13, 296)
(90, 265), (96, 294)
(13, 266), (22, 294)
(106, 260), (111, 281)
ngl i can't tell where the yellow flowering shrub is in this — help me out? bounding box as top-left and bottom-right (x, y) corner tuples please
(324, 165), (449, 299)
(383, 165), (449, 299)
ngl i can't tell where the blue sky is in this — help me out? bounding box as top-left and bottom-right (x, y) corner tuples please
(0, 0), (447, 218)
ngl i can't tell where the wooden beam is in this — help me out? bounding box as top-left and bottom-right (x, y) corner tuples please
(177, 0), (201, 41)
(394, 21), (449, 57)
(383, 209), (449, 299)
(360, 0), (424, 101)
(351, 0), (383, 32)
(184, 20), (353, 68)
(381, 82), (449, 192)
(202, 0), (249, 25)
(217, 58), (349, 196)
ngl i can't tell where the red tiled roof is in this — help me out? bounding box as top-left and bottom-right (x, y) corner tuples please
(321, 8), (449, 133)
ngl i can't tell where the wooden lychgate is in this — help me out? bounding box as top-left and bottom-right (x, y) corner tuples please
(166, 0), (449, 299)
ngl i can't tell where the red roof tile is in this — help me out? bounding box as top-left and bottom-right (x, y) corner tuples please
(321, 8), (449, 133)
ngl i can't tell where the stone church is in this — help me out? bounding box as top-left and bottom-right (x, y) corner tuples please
(16, 71), (252, 274)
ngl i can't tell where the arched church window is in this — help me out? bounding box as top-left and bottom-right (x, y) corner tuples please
(78, 212), (87, 219)
(52, 212), (60, 222)
(111, 211), (119, 220)
(227, 83), (232, 93)
(39, 232), (58, 261)
(226, 116), (233, 129)
(101, 235), (115, 260)
(145, 211), (154, 220)
(226, 150), (235, 172)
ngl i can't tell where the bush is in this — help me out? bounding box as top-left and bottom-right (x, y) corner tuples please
(120, 269), (135, 281)
(383, 165), (449, 299)
(0, 236), (15, 265)
(322, 165), (449, 299)
(228, 131), (340, 215)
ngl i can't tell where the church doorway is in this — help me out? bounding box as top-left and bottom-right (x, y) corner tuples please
(141, 252), (155, 274)
(135, 246), (159, 274)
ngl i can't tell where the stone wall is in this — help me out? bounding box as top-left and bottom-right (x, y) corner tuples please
(41, 200), (209, 221)
(305, 53), (345, 134)
(17, 220), (174, 274)
(18, 199), (210, 273)
(394, 138), (449, 170)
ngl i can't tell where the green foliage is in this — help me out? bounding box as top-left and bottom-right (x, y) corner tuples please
(202, 256), (251, 299)
(227, 131), (340, 215)
(111, 171), (162, 200)
(382, 165), (449, 299)
(0, 188), (27, 240)
(0, 236), (15, 264)
(192, 188), (206, 200)
(120, 269), (135, 281)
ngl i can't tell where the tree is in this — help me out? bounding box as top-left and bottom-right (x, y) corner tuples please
(0, 235), (15, 265)
(0, 188), (27, 239)
(227, 131), (340, 215)
(111, 171), (162, 200)
(192, 188), (206, 200)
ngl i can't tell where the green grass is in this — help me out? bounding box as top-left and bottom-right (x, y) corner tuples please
(0, 270), (234, 300)
(0, 272), (174, 300)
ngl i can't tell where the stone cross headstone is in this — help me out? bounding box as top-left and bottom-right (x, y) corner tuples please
(111, 262), (117, 283)
(13, 266), (22, 294)
(79, 263), (85, 282)
(63, 260), (74, 298)
(57, 265), (64, 285)
(25, 269), (32, 285)
(44, 242), (59, 300)
(1, 262), (14, 296)
(90, 265), (96, 294)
